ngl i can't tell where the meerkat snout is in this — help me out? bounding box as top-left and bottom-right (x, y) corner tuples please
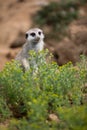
(15, 28), (45, 71)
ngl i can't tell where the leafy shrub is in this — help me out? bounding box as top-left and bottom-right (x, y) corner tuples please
(33, 0), (87, 40)
(34, 1), (78, 27)
(8, 105), (87, 130)
(0, 96), (11, 122)
(9, 118), (50, 130)
(0, 50), (87, 129)
(57, 105), (87, 130)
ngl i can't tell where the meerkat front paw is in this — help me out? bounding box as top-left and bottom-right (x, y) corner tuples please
(22, 58), (30, 71)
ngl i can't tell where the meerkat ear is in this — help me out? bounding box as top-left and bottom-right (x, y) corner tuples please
(25, 33), (28, 39)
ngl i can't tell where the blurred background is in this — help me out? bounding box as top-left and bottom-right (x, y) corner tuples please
(0, 0), (87, 69)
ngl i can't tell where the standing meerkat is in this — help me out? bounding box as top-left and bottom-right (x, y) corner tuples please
(15, 28), (45, 71)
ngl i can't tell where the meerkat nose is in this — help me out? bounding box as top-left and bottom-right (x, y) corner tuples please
(36, 37), (40, 41)
(25, 33), (28, 39)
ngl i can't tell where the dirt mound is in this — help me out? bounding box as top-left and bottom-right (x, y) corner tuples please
(46, 4), (87, 65)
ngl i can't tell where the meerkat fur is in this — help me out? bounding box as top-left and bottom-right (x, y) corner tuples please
(15, 28), (45, 71)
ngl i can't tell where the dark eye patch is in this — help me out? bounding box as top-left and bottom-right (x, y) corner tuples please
(30, 32), (36, 37)
(25, 33), (28, 39)
(38, 31), (41, 35)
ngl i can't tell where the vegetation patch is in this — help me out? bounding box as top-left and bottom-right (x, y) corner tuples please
(0, 50), (87, 129)
(33, 0), (87, 40)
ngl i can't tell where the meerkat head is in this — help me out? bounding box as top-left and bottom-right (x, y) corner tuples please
(25, 28), (44, 44)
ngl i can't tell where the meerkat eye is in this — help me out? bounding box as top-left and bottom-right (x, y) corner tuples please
(38, 31), (41, 35)
(25, 33), (28, 39)
(30, 32), (36, 37)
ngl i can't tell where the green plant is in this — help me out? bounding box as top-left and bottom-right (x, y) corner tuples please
(34, 1), (78, 27)
(33, 0), (87, 40)
(0, 97), (11, 122)
(57, 105), (87, 130)
(0, 51), (87, 129)
(33, 0), (78, 40)
(8, 105), (87, 130)
(8, 118), (51, 130)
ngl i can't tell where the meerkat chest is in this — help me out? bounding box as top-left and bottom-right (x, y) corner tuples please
(22, 40), (44, 59)
(31, 41), (44, 52)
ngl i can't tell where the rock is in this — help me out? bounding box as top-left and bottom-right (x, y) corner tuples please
(52, 38), (80, 65)
(6, 49), (20, 59)
(48, 113), (60, 123)
(10, 31), (25, 48)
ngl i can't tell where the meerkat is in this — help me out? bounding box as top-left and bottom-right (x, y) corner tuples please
(15, 28), (45, 71)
